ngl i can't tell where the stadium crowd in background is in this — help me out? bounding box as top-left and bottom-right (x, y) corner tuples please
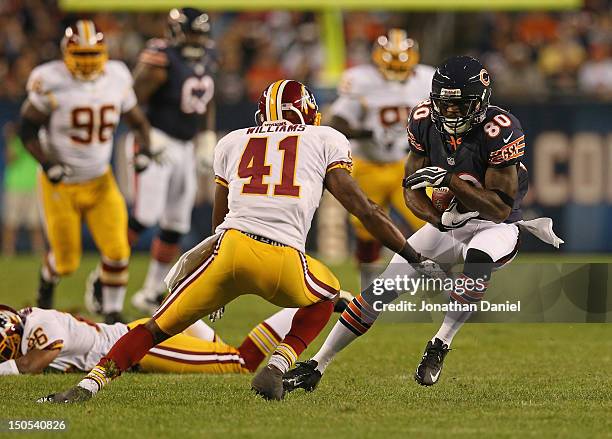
(0, 0), (611, 252)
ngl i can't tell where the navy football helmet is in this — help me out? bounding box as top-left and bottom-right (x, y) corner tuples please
(430, 56), (492, 136)
(167, 7), (212, 59)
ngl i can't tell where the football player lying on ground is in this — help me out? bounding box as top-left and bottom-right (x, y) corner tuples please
(284, 56), (563, 392)
(39, 79), (442, 403)
(0, 298), (351, 376)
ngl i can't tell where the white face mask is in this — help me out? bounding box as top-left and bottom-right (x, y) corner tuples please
(443, 119), (471, 134)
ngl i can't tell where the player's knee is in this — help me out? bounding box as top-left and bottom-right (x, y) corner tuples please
(463, 248), (494, 280)
(55, 258), (80, 276)
(101, 244), (131, 265)
(356, 239), (381, 264)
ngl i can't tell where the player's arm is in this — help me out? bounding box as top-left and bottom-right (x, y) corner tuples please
(19, 100), (50, 165)
(132, 62), (167, 106)
(325, 168), (422, 263)
(330, 115), (372, 140)
(123, 104), (151, 154)
(403, 152), (442, 226)
(14, 348), (60, 374)
(449, 166), (517, 223)
(211, 183), (229, 233)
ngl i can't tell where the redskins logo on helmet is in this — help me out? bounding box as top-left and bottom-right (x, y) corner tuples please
(255, 80), (321, 126)
(62, 20), (108, 81)
(372, 29), (419, 82)
(0, 305), (23, 362)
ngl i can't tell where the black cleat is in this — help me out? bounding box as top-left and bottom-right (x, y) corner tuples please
(103, 312), (125, 324)
(84, 270), (103, 315)
(36, 386), (93, 404)
(283, 360), (322, 393)
(36, 273), (56, 309)
(251, 365), (285, 400)
(414, 338), (450, 386)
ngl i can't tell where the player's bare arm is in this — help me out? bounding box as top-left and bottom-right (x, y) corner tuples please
(123, 104), (151, 153)
(15, 349), (60, 374)
(19, 99), (49, 165)
(449, 165), (517, 223)
(132, 62), (167, 105)
(330, 115), (372, 140)
(325, 168), (422, 263)
(211, 184), (229, 232)
(403, 152), (442, 226)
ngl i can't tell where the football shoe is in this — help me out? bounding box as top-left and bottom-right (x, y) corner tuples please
(36, 272), (56, 309)
(282, 360), (322, 393)
(414, 337), (450, 386)
(251, 364), (285, 401)
(131, 289), (165, 315)
(37, 386), (93, 404)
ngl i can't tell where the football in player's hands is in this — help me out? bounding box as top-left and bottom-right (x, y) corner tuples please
(431, 187), (454, 212)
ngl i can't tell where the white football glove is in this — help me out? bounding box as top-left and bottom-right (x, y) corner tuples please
(209, 306), (225, 322)
(439, 198), (479, 231)
(403, 166), (451, 190)
(195, 130), (217, 174)
(415, 258), (448, 280)
(42, 162), (73, 184)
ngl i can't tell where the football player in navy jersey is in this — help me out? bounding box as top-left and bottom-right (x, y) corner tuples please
(284, 56), (562, 391)
(85, 8), (218, 317)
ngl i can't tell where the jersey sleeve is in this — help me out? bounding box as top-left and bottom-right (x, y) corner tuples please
(323, 128), (353, 174)
(328, 70), (364, 128)
(406, 102), (430, 156)
(485, 112), (526, 168)
(22, 312), (65, 353)
(213, 135), (230, 187)
(114, 61), (137, 113)
(138, 39), (170, 68)
(26, 66), (57, 114)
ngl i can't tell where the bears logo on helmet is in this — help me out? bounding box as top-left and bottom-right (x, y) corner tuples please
(0, 305), (23, 362)
(255, 80), (321, 126)
(62, 20), (108, 81)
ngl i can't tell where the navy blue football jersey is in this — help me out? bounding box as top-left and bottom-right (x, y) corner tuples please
(139, 39), (215, 141)
(407, 100), (528, 223)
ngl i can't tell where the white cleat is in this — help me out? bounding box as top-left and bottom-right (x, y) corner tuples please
(131, 289), (165, 315)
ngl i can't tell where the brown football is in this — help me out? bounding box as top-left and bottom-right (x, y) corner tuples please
(431, 187), (454, 212)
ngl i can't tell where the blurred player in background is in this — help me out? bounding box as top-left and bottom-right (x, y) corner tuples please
(42, 79), (441, 403)
(0, 304), (340, 377)
(329, 29), (435, 275)
(285, 56), (562, 391)
(19, 20), (151, 323)
(121, 7), (216, 315)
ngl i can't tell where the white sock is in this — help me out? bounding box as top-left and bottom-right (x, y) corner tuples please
(268, 354), (290, 373)
(183, 319), (216, 342)
(311, 322), (357, 373)
(102, 285), (126, 314)
(433, 308), (473, 347)
(262, 308), (298, 341)
(143, 259), (172, 295)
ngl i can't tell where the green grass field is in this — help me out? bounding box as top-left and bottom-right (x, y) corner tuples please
(1, 254), (611, 438)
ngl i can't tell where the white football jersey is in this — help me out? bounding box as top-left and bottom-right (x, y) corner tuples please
(213, 121), (352, 252)
(26, 60), (137, 183)
(330, 64), (435, 163)
(19, 307), (128, 372)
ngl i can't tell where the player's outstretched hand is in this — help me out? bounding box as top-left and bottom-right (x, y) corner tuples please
(403, 166), (451, 189)
(415, 259), (448, 280)
(439, 199), (479, 231)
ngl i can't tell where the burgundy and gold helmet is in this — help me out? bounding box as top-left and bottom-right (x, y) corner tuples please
(0, 305), (23, 362)
(255, 80), (321, 126)
(61, 20), (108, 81)
(372, 29), (419, 82)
